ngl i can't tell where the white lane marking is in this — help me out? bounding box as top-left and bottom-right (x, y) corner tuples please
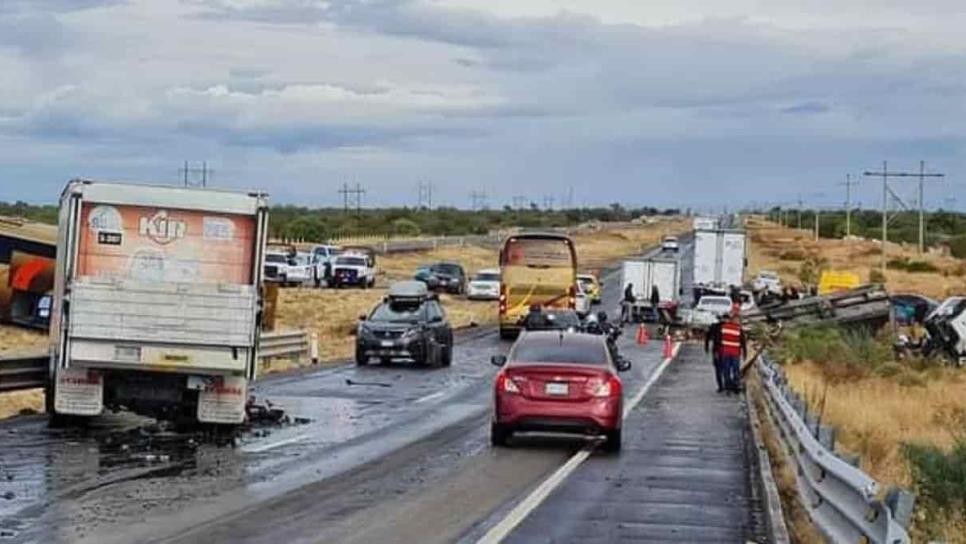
(243, 433), (310, 454)
(476, 342), (682, 544)
(415, 391), (446, 404)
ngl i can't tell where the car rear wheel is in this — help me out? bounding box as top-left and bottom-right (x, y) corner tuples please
(490, 423), (511, 447)
(602, 429), (622, 452)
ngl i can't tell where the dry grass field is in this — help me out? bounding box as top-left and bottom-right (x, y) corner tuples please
(746, 217), (966, 299)
(0, 325), (47, 419)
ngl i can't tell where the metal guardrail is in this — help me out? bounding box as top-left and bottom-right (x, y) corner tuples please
(0, 351), (47, 392)
(0, 330), (316, 394)
(757, 355), (915, 544)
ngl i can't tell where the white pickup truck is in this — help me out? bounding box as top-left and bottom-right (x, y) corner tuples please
(330, 252), (376, 288)
(47, 180), (268, 426)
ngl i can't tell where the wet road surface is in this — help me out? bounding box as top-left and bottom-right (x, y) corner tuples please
(0, 237), (763, 544)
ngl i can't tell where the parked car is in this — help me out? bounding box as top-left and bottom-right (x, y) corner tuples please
(467, 268), (501, 300)
(310, 244), (342, 287)
(689, 295), (734, 328)
(356, 281), (453, 367)
(751, 270), (782, 294)
(577, 274), (602, 304)
(661, 235), (680, 252)
(428, 262), (467, 294)
(263, 250), (291, 284)
(490, 331), (631, 451)
(331, 252), (376, 288)
(414, 265), (441, 290)
(284, 252), (314, 287)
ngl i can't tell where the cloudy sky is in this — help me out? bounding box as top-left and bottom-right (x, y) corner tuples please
(1, 0), (964, 210)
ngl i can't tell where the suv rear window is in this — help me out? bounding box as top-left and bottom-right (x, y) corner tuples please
(511, 338), (608, 365)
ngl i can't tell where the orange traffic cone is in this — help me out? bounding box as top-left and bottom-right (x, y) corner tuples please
(662, 334), (673, 359)
(636, 324), (649, 345)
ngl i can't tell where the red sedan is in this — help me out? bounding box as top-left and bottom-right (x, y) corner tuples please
(490, 331), (631, 452)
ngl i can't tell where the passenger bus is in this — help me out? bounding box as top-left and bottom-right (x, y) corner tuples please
(499, 233), (578, 339)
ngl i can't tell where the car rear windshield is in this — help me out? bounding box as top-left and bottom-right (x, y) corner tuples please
(474, 272), (500, 282)
(432, 264), (461, 275)
(337, 256), (367, 266)
(512, 338), (608, 365)
(370, 302), (425, 323)
(265, 254), (287, 263)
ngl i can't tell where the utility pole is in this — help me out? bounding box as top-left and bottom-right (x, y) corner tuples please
(797, 195), (803, 230)
(338, 183), (366, 216)
(839, 174), (857, 238)
(417, 182), (434, 209)
(470, 190), (487, 211)
(814, 209), (820, 241)
(864, 160), (944, 273)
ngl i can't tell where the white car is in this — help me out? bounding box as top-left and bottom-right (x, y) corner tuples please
(752, 270), (782, 294)
(661, 235), (680, 252)
(467, 269), (501, 300)
(689, 295), (734, 328)
(331, 252), (376, 288)
(575, 281), (591, 318)
(284, 252), (314, 286)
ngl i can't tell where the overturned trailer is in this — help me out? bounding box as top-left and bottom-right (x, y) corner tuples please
(741, 284), (892, 330)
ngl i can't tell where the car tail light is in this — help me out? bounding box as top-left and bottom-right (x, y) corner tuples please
(587, 375), (621, 398)
(496, 372), (520, 394)
(499, 286), (507, 315)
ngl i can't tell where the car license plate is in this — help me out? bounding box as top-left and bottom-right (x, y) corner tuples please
(545, 382), (569, 396)
(381, 340), (394, 348)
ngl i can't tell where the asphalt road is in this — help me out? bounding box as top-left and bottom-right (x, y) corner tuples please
(0, 237), (763, 544)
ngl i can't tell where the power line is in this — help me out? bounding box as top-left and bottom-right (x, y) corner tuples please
(863, 160), (944, 272)
(470, 190), (488, 211)
(338, 182), (366, 216)
(417, 181), (434, 209)
(179, 161), (213, 187)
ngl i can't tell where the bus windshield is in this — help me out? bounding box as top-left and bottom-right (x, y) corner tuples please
(501, 237), (575, 269)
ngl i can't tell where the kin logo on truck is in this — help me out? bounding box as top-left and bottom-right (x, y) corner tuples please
(139, 210), (187, 245)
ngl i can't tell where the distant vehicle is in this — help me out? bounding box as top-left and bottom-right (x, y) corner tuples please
(577, 274), (602, 304)
(738, 289), (756, 313)
(490, 331), (631, 451)
(499, 233), (578, 339)
(693, 228), (747, 298)
(428, 262), (467, 295)
(309, 244), (341, 287)
(467, 268), (501, 300)
(331, 253), (376, 288)
(414, 265), (441, 290)
(284, 252), (314, 287)
(751, 270), (782, 294)
(522, 309), (583, 333)
(621, 257), (681, 322)
(263, 250), (291, 284)
(922, 296), (966, 364)
(48, 180), (268, 426)
(356, 281), (453, 367)
(661, 235), (680, 252)
(692, 216), (718, 231)
(575, 281), (591, 317)
(689, 295), (734, 329)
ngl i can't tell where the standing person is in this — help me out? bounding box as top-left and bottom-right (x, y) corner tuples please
(621, 283), (636, 324)
(719, 310), (747, 393)
(704, 316), (725, 392)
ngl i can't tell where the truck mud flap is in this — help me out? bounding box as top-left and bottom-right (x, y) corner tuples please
(54, 367), (104, 416)
(198, 376), (248, 424)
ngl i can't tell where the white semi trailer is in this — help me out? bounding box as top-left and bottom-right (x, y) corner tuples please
(692, 228), (747, 298)
(47, 180), (269, 426)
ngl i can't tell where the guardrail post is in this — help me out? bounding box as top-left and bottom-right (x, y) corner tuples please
(885, 488), (916, 529)
(816, 425), (836, 450)
(310, 332), (319, 364)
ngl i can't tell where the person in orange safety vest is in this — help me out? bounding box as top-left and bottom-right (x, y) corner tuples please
(718, 308), (747, 394)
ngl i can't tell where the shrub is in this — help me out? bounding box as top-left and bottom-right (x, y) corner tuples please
(949, 235), (966, 259)
(887, 257), (940, 273)
(391, 218), (421, 237)
(774, 325), (892, 381)
(869, 268), (886, 284)
(779, 248), (808, 261)
(903, 438), (966, 539)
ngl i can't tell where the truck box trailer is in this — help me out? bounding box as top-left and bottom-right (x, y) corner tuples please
(620, 257), (680, 321)
(48, 180), (268, 426)
(692, 228), (747, 296)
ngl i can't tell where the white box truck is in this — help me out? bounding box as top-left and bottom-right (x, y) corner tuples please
(47, 180), (269, 426)
(692, 216), (718, 231)
(620, 257), (680, 321)
(692, 228), (747, 297)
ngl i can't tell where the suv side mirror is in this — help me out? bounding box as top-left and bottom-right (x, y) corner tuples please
(491, 355), (507, 367)
(616, 357), (632, 372)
